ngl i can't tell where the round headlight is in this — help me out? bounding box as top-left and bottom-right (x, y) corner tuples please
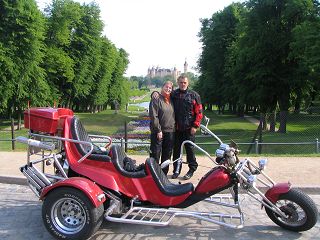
(219, 143), (230, 151)
(215, 149), (225, 158)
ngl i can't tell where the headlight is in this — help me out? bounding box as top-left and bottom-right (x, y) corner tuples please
(215, 149), (225, 158)
(258, 159), (267, 170)
(219, 143), (230, 151)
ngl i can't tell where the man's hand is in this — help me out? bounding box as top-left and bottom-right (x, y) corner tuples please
(151, 91), (160, 99)
(157, 131), (163, 140)
(190, 127), (197, 135)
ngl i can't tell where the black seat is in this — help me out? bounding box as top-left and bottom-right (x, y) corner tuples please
(146, 158), (194, 196)
(109, 145), (146, 178)
(70, 117), (111, 162)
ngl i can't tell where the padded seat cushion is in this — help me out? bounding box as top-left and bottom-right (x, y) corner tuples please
(109, 145), (146, 178)
(146, 158), (194, 196)
(71, 117), (111, 162)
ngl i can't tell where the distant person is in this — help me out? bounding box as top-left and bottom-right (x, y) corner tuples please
(149, 81), (175, 175)
(171, 74), (203, 180)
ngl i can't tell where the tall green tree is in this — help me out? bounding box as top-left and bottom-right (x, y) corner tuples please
(241, 0), (315, 132)
(108, 48), (129, 109)
(290, 3), (320, 106)
(70, 2), (104, 110)
(0, 0), (50, 118)
(197, 3), (244, 113)
(89, 37), (118, 112)
(43, 0), (82, 107)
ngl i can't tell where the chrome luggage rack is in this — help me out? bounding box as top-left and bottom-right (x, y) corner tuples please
(16, 133), (110, 198)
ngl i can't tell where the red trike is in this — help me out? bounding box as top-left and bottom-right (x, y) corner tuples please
(17, 107), (318, 240)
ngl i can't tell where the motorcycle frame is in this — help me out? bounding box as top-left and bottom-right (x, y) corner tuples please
(18, 123), (290, 229)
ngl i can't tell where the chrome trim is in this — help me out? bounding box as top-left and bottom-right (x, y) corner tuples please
(30, 133), (94, 163)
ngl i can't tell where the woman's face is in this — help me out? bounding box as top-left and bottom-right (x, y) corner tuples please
(162, 83), (172, 94)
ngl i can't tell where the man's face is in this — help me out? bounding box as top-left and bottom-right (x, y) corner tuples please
(178, 77), (189, 91)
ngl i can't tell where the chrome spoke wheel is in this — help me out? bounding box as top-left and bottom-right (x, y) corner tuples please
(265, 188), (318, 232)
(51, 197), (87, 234)
(275, 200), (307, 227)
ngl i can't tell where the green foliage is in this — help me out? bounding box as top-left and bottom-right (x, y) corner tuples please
(0, 0), (51, 114)
(108, 48), (130, 108)
(197, 0), (320, 132)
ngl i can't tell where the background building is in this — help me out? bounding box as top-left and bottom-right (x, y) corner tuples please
(147, 60), (188, 80)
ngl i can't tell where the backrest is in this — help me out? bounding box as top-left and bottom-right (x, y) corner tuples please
(109, 145), (146, 178)
(146, 157), (172, 188)
(70, 117), (111, 162)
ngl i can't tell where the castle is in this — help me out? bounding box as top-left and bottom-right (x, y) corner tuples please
(147, 60), (188, 80)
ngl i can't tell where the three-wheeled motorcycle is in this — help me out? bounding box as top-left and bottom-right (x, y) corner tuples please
(17, 107), (318, 240)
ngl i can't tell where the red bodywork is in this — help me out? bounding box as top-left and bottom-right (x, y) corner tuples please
(63, 116), (192, 206)
(26, 107), (232, 208)
(40, 177), (106, 207)
(195, 167), (232, 194)
(265, 183), (291, 203)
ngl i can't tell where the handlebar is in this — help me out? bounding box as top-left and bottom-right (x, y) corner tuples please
(199, 124), (223, 145)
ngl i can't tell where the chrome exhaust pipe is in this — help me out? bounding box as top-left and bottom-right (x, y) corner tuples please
(21, 169), (42, 197)
(20, 165), (52, 194)
(21, 169), (42, 190)
(29, 164), (52, 186)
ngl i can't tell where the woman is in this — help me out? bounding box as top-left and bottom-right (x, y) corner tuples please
(149, 81), (175, 175)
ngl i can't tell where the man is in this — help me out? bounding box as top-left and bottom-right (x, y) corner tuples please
(171, 75), (203, 180)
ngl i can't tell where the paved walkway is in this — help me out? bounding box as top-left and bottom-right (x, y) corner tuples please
(0, 151), (320, 239)
(244, 115), (279, 131)
(0, 183), (319, 240)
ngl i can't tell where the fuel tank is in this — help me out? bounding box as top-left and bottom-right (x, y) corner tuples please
(195, 166), (232, 194)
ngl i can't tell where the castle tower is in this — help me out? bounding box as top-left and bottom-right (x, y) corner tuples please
(184, 59), (188, 73)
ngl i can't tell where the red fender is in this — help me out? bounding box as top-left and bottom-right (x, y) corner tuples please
(40, 177), (106, 207)
(265, 182), (291, 203)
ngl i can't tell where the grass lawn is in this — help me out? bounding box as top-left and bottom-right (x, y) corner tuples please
(198, 111), (320, 155)
(76, 109), (142, 135)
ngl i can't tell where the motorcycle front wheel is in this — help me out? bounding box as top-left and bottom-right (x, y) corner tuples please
(42, 187), (104, 240)
(265, 188), (318, 232)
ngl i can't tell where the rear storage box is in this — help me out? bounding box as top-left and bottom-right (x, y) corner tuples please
(24, 108), (74, 134)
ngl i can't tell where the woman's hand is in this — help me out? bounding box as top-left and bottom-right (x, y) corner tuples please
(190, 127), (197, 135)
(157, 131), (163, 140)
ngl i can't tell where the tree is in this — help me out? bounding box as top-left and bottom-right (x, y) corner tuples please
(108, 48), (129, 109)
(89, 37), (118, 112)
(290, 6), (320, 107)
(197, 3), (245, 113)
(43, 0), (82, 107)
(0, 0), (51, 121)
(69, 2), (104, 110)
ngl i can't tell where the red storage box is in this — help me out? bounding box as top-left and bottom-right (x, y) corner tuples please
(24, 108), (74, 134)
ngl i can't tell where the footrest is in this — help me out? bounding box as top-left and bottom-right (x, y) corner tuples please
(105, 205), (244, 229)
(106, 207), (175, 226)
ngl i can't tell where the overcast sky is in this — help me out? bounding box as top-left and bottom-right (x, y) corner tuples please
(37, 0), (236, 77)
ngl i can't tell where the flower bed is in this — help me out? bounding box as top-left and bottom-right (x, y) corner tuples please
(111, 118), (151, 152)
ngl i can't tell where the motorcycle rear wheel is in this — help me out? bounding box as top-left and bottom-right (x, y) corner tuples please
(265, 188), (318, 232)
(42, 187), (104, 240)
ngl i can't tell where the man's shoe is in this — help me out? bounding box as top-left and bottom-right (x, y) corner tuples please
(172, 173), (179, 179)
(183, 171), (194, 180)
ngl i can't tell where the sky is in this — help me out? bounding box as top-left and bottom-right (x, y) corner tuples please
(36, 0), (236, 77)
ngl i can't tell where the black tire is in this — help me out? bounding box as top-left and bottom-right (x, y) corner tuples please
(42, 187), (104, 240)
(265, 188), (318, 232)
